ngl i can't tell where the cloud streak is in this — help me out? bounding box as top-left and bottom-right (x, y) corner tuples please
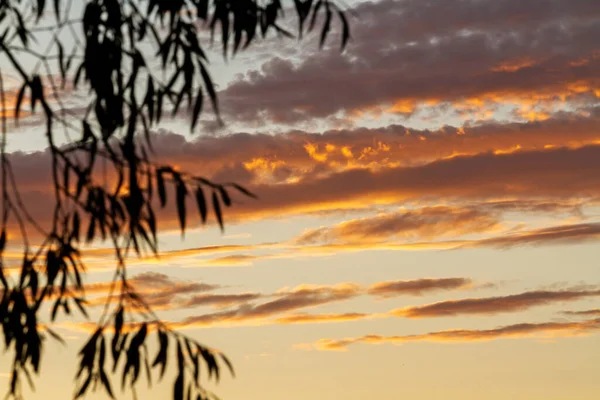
(307, 318), (600, 351)
(296, 206), (501, 245)
(368, 278), (474, 298)
(392, 289), (600, 318)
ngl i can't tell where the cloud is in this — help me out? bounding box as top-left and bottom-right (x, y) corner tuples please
(563, 309), (600, 317)
(60, 273), (600, 332)
(289, 220), (600, 259)
(5, 117), (600, 243)
(306, 317), (600, 351)
(82, 272), (272, 312)
(368, 278), (474, 298)
(85, 272), (220, 309)
(274, 312), (369, 324)
(391, 289), (600, 318)
(463, 223), (600, 249)
(205, 144), (600, 223)
(296, 206), (500, 245)
(220, 0), (600, 124)
(176, 283), (362, 327)
(181, 293), (263, 308)
(201, 254), (260, 266)
(148, 110), (600, 187)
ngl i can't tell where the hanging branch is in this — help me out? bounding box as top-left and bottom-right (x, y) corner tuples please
(0, 0), (352, 399)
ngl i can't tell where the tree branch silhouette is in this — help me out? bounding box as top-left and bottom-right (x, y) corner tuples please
(0, 0), (352, 399)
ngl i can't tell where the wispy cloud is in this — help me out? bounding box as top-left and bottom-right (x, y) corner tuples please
(304, 318), (600, 351)
(296, 206), (501, 245)
(175, 283), (362, 328)
(275, 313), (369, 324)
(562, 309), (600, 317)
(391, 289), (600, 318)
(368, 278), (475, 298)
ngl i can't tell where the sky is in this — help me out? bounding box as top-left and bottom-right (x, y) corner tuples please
(2, 0), (600, 399)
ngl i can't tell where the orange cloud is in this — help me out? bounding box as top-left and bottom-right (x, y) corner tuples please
(463, 222), (600, 249)
(490, 58), (539, 73)
(368, 278), (474, 298)
(174, 283), (362, 328)
(84, 272), (220, 309)
(563, 309), (600, 317)
(296, 206), (500, 245)
(307, 318), (600, 351)
(7, 117), (600, 240)
(391, 289), (600, 318)
(275, 312), (369, 324)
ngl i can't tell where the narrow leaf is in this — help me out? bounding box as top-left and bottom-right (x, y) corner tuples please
(212, 191), (224, 231)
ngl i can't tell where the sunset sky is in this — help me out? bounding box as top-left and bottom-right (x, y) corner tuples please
(2, 0), (600, 399)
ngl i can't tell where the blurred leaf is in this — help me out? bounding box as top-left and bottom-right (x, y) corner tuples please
(0, 230), (5, 253)
(191, 86), (203, 133)
(151, 329), (169, 380)
(338, 9), (350, 50)
(176, 177), (188, 234)
(230, 183), (257, 199)
(199, 62), (219, 120)
(220, 353), (235, 378)
(36, 0), (46, 22)
(99, 369), (115, 399)
(212, 191), (224, 231)
(218, 187), (231, 207)
(174, 372), (184, 400)
(320, 4), (332, 48)
(195, 186), (207, 224)
(14, 81), (27, 122)
(157, 169), (167, 207)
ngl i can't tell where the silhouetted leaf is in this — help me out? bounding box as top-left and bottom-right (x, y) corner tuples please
(230, 183), (257, 199)
(152, 329), (169, 380)
(115, 307), (124, 337)
(218, 187), (231, 207)
(36, 0), (46, 22)
(309, 0), (323, 31)
(73, 297), (89, 319)
(320, 4), (332, 48)
(100, 370), (115, 399)
(10, 370), (18, 394)
(75, 373), (93, 399)
(174, 372), (184, 400)
(219, 353), (235, 378)
(72, 211), (80, 242)
(14, 82), (27, 122)
(212, 191), (224, 231)
(57, 40), (66, 85)
(53, 0), (60, 21)
(195, 187), (207, 224)
(51, 298), (60, 321)
(99, 334), (107, 367)
(176, 177), (188, 234)
(86, 216), (95, 243)
(338, 9), (350, 50)
(199, 62), (219, 119)
(157, 169), (167, 207)
(45, 327), (66, 346)
(177, 339), (184, 371)
(29, 75), (44, 112)
(0, 230), (5, 253)
(143, 345), (152, 386)
(191, 86), (203, 133)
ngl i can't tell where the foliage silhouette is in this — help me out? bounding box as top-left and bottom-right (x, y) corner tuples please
(0, 0), (351, 399)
